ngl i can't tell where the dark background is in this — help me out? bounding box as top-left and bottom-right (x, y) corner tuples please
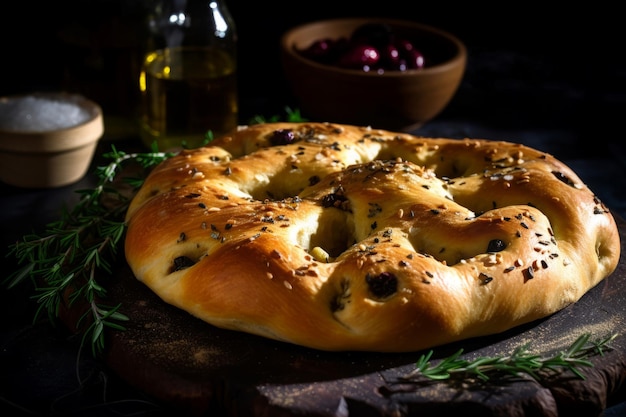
(1, 1), (624, 132)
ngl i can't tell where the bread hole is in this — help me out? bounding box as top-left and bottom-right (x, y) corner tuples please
(292, 207), (355, 262)
(310, 208), (355, 261)
(596, 238), (616, 267)
(244, 168), (316, 202)
(374, 145), (477, 180)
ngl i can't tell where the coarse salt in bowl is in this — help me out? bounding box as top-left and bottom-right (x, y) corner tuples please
(0, 92), (104, 188)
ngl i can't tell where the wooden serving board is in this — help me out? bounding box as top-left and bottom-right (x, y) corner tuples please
(77, 216), (626, 417)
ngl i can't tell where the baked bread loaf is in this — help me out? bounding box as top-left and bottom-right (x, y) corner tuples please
(124, 122), (621, 352)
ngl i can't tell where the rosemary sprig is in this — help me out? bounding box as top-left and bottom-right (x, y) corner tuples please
(402, 332), (617, 382)
(5, 145), (175, 355)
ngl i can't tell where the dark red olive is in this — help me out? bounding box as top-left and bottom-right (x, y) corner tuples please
(337, 44), (380, 69)
(394, 38), (415, 54)
(366, 271), (398, 299)
(302, 39), (330, 56)
(270, 129), (297, 145)
(406, 49), (425, 69)
(296, 23), (428, 73)
(380, 43), (401, 67)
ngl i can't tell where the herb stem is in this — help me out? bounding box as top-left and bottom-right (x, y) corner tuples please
(402, 333), (616, 382)
(5, 146), (175, 355)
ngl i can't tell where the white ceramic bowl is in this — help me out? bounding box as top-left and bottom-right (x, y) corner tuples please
(0, 92), (104, 188)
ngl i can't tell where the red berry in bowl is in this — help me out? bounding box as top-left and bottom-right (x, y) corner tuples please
(406, 49), (425, 69)
(394, 38), (415, 54)
(337, 44), (380, 69)
(380, 43), (401, 68)
(300, 39), (335, 63)
(296, 23), (428, 72)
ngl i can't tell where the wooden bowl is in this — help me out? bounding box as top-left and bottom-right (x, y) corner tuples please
(0, 92), (104, 188)
(281, 18), (467, 131)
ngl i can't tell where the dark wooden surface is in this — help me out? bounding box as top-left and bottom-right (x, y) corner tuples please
(89, 215), (626, 417)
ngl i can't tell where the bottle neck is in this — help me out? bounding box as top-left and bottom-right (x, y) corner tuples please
(146, 0), (237, 51)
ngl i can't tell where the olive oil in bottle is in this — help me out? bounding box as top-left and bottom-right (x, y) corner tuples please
(140, 0), (237, 150)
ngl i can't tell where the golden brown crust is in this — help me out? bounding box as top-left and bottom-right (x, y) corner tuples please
(124, 122), (621, 352)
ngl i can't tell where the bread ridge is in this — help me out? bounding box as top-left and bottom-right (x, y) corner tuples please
(124, 122), (621, 352)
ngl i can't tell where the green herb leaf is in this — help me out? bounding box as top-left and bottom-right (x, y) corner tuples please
(402, 333), (617, 382)
(4, 146), (175, 356)
(248, 106), (308, 125)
